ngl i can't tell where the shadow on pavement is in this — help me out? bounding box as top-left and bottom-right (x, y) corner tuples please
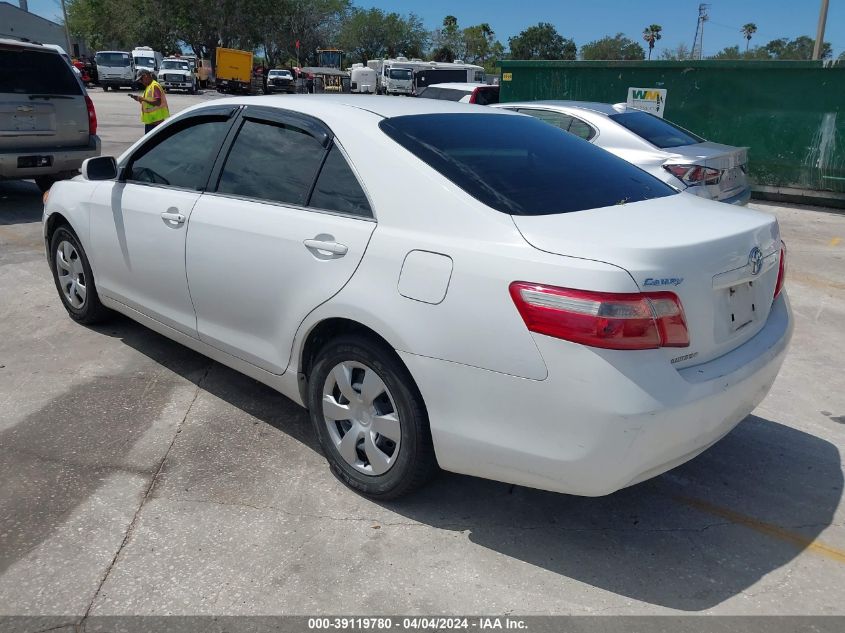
(101, 315), (843, 610)
(4, 284), (838, 611)
(0, 181), (43, 226)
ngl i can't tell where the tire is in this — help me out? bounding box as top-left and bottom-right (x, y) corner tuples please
(49, 226), (111, 325)
(102, 85), (109, 91)
(307, 334), (438, 499)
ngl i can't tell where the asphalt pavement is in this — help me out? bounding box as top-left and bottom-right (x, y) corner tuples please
(0, 89), (843, 620)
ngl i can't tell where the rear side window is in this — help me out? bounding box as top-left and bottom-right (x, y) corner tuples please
(0, 49), (80, 96)
(519, 109), (595, 141)
(127, 117), (231, 189)
(609, 110), (703, 148)
(380, 113), (676, 216)
(217, 119), (325, 206)
(310, 145), (372, 217)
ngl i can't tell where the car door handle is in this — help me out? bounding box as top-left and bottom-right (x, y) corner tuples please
(161, 211), (186, 224)
(304, 239), (348, 257)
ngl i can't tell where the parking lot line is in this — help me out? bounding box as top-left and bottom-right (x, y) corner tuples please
(675, 495), (845, 564)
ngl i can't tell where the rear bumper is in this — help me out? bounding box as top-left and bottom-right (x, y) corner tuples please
(0, 135), (101, 179)
(401, 293), (792, 496)
(719, 187), (752, 206)
(100, 78), (134, 87)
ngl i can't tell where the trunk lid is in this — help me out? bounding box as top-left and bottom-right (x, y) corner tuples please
(511, 193), (781, 368)
(665, 142), (749, 197)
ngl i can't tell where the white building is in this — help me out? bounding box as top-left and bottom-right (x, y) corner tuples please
(0, 0), (89, 57)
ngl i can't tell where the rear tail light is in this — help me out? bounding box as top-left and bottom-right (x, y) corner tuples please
(774, 242), (787, 299)
(509, 282), (689, 350)
(468, 87), (479, 104)
(85, 95), (97, 136)
(664, 164), (721, 186)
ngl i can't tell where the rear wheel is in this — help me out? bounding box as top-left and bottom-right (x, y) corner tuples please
(49, 226), (111, 324)
(307, 334), (437, 499)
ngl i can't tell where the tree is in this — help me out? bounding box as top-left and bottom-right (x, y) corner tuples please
(430, 14), (463, 61)
(508, 23), (576, 60)
(659, 43), (690, 60)
(642, 24), (662, 60)
(462, 23), (504, 71)
(581, 33), (645, 60)
(253, 0), (350, 68)
(741, 23), (757, 53)
(337, 7), (428, 63)
(764, 35), (832, 60)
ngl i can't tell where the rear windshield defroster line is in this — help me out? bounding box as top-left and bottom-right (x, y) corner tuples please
(379, 113), (677, 216)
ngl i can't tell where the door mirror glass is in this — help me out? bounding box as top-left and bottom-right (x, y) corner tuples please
(81, 156), (117, 181)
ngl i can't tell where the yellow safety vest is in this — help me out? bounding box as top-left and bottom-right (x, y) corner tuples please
(140, 80), (170, 124)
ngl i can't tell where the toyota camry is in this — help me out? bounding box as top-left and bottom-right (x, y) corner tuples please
(42, 96), (792, 499)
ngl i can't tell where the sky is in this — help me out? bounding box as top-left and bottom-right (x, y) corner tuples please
(23, 0), (844, 58)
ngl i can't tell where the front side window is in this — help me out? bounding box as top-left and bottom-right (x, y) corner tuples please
(216, 119), (325, 206)
(310, 145), (372, 217)
(127, 118), (231, 189)
(380, 113), (676, 216)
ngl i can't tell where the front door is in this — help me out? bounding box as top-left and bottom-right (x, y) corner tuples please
(89, 111), (237, 336)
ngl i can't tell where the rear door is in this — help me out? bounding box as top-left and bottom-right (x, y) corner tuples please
(186, 107), (376, 374)
(0, 44), (88, 151)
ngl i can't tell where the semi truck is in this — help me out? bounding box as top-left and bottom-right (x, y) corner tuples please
(215, 47), (253, 94)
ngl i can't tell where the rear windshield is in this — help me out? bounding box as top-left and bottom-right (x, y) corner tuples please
(0, 49), (81, 96)
(96, 52), (131, 66)
(389, 68), (412, 80)
(380, 113), (676, 215)
(609, 110), (704, 148)
(418, 87), (464, 102)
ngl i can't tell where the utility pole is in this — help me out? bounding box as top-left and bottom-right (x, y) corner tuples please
(691, 4), (710, 61)
(812, 0), (830, 60)
(58, 0), (73, 55)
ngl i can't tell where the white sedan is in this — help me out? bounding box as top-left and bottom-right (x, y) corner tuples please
(492, 101), (751, 205)
(42, 96), (791, 499)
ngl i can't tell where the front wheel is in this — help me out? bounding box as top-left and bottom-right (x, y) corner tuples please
(49, 226), (111, 324)
(307, 335), (438, 499)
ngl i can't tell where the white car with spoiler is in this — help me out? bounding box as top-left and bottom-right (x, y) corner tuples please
(41, 96), (790, 499)
(493, 101), (752, 205)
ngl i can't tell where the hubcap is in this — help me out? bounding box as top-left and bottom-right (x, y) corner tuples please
(321, 361), (401, 476)
(55, 240), (87, 309)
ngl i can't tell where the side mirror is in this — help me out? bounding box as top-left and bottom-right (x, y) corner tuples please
(81, 156), (117, 181)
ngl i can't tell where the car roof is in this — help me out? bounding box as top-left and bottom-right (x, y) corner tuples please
(424, 83), (495, 92)
(499, 100), (634, 116)
(0, 38), (59, 53)
(189, 94), (513, 120)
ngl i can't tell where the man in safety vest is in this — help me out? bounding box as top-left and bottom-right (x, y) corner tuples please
(130, 69), (170, 134)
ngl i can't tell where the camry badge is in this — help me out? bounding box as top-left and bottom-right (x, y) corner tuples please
(748, 247), (764, 275)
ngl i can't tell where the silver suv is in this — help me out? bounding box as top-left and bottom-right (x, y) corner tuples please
(0, 38), (101, 192)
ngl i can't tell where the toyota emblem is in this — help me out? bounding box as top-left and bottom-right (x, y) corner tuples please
(748, 247), (764, 275)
